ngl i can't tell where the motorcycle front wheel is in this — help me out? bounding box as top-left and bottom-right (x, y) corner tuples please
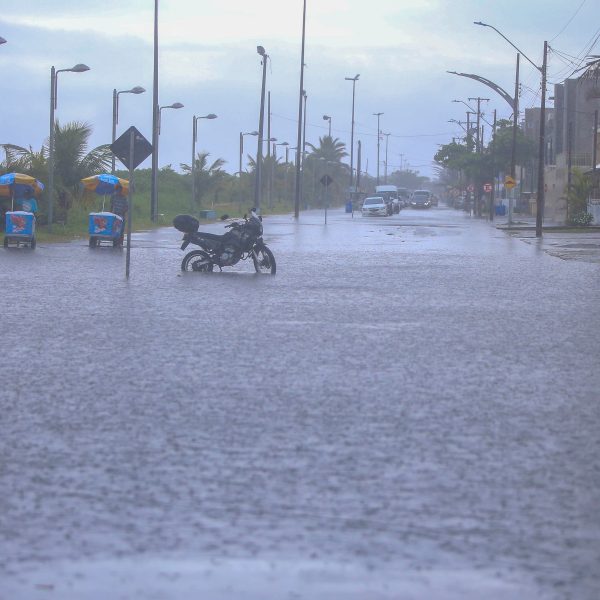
(252, 246), (276, 275)
(181, 250), (214, 272)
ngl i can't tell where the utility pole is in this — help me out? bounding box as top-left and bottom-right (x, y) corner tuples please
(468, 97), (489, 217)
(567, 120), (573, 222)
(373, 112), (383, 185)
(468, 97), (489, 154)
(384, 133), (390, 184)
(593, 109), (598, 172)
(509, 53), (520, 226)
(490, 109), (497, 222)
(535, 41), (548, 238)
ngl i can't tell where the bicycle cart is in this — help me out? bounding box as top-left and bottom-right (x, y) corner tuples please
(88, 212), (124, 247)
(81, 174), (129, 248)
(1, 172), (43, 250)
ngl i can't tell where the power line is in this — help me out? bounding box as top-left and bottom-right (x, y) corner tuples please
(550, 0), (588, 43)
(271, 112), (455, 140)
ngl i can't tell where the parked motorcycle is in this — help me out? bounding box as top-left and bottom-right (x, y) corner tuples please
(173, 209), (276, 274)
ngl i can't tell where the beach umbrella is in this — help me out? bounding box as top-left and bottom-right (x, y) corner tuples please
(80, 173), (129, 196)
(0, 172), (45, 199)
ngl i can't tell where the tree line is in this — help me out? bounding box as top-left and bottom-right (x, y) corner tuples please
(2, 123), (431, 226)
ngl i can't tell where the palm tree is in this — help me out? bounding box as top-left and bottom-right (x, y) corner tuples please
(180, 152), (227, 208)
(305, 136), (349, 207)
(306, 135), (348, 163)
(2, 121), (112, 221)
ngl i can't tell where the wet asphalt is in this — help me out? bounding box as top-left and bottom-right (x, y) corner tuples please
(1, 205), (599, 599)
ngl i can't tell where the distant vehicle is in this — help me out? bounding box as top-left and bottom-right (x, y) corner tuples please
(453, 194), (466, 210)
(410, 190), (432, 209)
(375, 185), (400, 214)
(397, 188), (410, 208)
(361, 196), (388, 217)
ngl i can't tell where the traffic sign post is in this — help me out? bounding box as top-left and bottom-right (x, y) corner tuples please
(320, 174), (333, 224)
(110, 126), (153, 278)
(504, 175), (517, 226)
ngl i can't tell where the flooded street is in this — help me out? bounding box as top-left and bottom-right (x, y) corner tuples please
(1, 206), (599, 599)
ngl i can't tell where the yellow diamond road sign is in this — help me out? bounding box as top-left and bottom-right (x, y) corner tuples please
(504, 176), (516, 189)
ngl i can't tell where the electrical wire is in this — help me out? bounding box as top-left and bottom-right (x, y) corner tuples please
(548, 27), (600, 82)
(550, 0), (588, 43)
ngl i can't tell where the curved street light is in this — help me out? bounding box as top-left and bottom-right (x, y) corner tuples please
(48, 63), (90, 230)
(112, 86), (146, 173)
(190, 113), (217, 211)
(255, 45), (269, 211)
(152, 101), (183, 219)
(238, 131), (259, 207)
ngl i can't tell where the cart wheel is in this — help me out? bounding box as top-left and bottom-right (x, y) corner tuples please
(3, 236), (8, 248)
(30, 237), (36, 250)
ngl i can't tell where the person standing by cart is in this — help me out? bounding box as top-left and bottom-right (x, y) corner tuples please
(20, 190), (38, 214)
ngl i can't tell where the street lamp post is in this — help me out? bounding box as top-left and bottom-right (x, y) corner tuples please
(152, 101), (183, 221)
(345, 74), (360, 189)
(239, 131), (258, 209)
(373, 112), (383, 185)
(262, 136), (277, 209)
(48, 63), (90, 231)
(255, 45), (268, 212)
(323, 114), (332, 137)
(474, 21), (548, 237)
(191, 113), (217, 212)
(294, 0), (307, 219)
(150, 0), (159, 222)
(112, 86), (146, 174)
(273, 141), (289, 206)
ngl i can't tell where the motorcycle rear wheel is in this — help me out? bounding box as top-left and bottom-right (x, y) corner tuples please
(252, 246), (276, 274)
(181, 250), (214, 272)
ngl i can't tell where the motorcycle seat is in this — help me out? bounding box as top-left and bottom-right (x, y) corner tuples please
(192, 231), (226, 242)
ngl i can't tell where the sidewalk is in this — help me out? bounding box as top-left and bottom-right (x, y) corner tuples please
(492, 212), (600, 264)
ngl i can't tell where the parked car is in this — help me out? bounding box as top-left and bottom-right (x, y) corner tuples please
(409, 190), (432, 209)
(361, 196), (388, 217)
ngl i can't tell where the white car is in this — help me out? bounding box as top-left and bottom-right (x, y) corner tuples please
(361, 196), (388, 216)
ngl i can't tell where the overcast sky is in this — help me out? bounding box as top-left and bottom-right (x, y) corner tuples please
(1, 0), (598, 180)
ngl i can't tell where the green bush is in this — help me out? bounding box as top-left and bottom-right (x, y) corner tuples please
(567, 211), (594, 226)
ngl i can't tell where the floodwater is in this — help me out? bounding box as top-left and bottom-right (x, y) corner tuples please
(1, 206), (599, 599)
